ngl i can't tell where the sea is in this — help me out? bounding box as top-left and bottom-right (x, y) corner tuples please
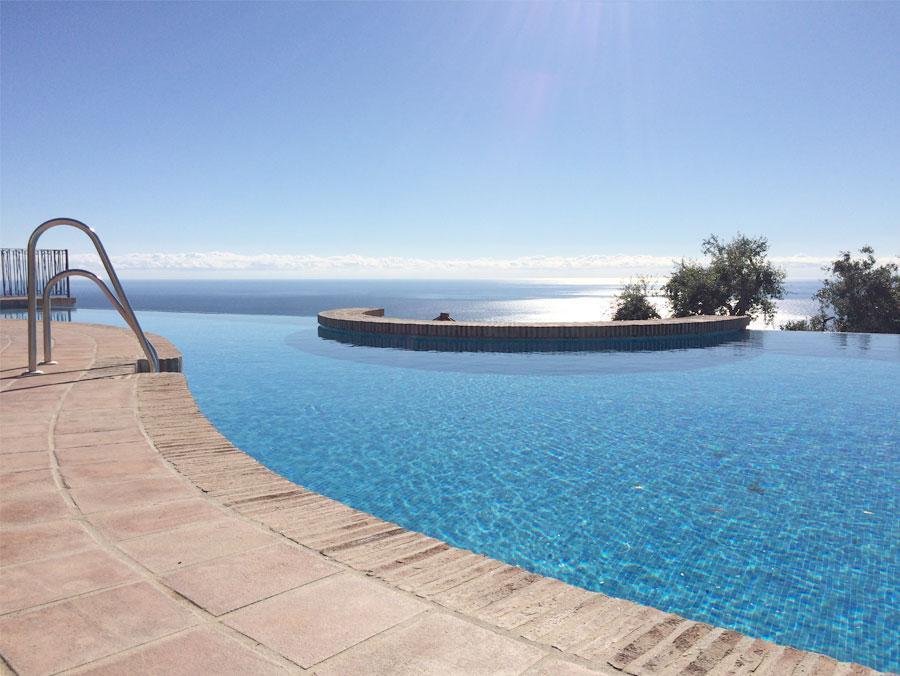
(60, 278), (821, 329)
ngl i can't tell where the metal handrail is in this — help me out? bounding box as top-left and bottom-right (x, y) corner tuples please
(25, 218), (159, 374)
(40, 269), (158, 370)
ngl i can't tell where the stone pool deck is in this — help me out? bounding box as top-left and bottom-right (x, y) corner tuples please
(0, 319), (882, 675)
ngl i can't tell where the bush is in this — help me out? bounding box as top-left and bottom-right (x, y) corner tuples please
(663, 233), (786, 324)
(779, 317), (827, 331)
(782, 246), (900, 333)
(613, 279), (660, 321)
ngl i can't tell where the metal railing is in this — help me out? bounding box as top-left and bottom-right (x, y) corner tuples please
(2, 247), (71, 298)
(24, 218), (159, 375)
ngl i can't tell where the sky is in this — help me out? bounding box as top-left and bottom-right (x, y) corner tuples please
(2, 1), (898, 279)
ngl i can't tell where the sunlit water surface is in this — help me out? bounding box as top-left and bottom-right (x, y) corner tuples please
(67, 278), (821, 328)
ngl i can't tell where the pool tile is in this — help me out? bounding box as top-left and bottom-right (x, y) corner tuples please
(74, 627), (289, 675)
(314, 610), (544, 675)
(0, 581), (197, 674)
(224, 572), (426, 667)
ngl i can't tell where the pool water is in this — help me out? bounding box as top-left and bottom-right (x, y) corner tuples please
(60, 310), (900, 669)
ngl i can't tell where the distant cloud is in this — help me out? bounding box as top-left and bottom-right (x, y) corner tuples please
(68, 251), (899, 278)
(770, 255), (834, 266)
(69, 251), (677, 275)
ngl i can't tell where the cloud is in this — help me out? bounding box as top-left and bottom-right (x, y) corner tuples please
(69, 251), (677, 274)
(770, 255), (835, 266)
(68, 250), (899, 278)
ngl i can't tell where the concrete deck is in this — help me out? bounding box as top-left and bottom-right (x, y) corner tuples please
(0, 319), (883, 675)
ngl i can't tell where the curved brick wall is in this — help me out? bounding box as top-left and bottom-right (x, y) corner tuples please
(318, 307), (751, 341)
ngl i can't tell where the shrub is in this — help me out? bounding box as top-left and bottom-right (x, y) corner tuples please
(613, 279), (661, 321)
(779, 317), (827, 331)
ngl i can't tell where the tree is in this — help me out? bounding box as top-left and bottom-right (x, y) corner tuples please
(663, 233), (786, 324)
(779, 317), (828, 332)
(613, 279), (661, 321)
(782, 246), (900, 333)
(661, 261), (728, 319)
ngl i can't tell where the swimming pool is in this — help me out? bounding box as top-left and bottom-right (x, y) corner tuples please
(58, 310), (900, 670)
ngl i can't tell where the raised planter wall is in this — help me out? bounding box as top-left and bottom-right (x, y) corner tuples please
(318, 307), (752, 341)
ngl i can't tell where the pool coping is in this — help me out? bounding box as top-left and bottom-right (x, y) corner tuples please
(318, 307), (752, 341)
(134, 328), (882, 674)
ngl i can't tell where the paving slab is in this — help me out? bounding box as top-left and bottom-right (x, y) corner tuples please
(60, 457), (171, 486)
(54, 428), (147, 449)
(314, 610), (545, 676)
(0, 423), (52, 440)
(54, 413), (138, 434)
(0, 467), (56, 496)
(224, 572), (426, 668)
(72, 627), (289, 675)
(54, 439), (160, 466)
(0, 450), (51, 473)
(88, 498), (228, 541)
(0, 581), (197, 675)
(69, 475), (197, 514)
(118, 517), (279, 573)
(0, 490), (71, 524)
(0, 519), (95, 565)
(524, 657), (604, 675)
(0, 546), (139, 614)
(162, 541), (339, 615)
(0, 435), (50, 454)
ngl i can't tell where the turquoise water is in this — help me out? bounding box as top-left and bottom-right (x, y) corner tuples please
(55, 310), (900, 669)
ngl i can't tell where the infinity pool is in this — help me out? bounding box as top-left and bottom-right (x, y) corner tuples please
(67, 310), (900, 670)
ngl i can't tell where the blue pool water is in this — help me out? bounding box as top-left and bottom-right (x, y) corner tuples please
(45, 310), (900, 669)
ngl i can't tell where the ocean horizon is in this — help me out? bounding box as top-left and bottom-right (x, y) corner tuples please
(63, 277), (821, 330)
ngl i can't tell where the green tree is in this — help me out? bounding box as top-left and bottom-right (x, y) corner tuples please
(663, 233), (786, 324)
(613, 279), (660, 321)
(779, 317), (828, 332)
(783, 246), (900, 333)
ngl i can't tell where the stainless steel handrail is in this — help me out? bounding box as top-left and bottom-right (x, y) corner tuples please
(40, 269), (158, 370)
(25, 218), (159, 374)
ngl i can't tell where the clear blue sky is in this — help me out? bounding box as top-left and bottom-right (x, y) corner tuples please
(1, 2), (898, 277)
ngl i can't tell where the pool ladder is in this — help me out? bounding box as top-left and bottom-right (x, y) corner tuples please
(23, 217), (159, 375)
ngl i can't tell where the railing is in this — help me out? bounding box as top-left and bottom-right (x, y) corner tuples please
(24, 218), (159, 375)
(2, 247), (71, 298)
(40, 269), (154, 367)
